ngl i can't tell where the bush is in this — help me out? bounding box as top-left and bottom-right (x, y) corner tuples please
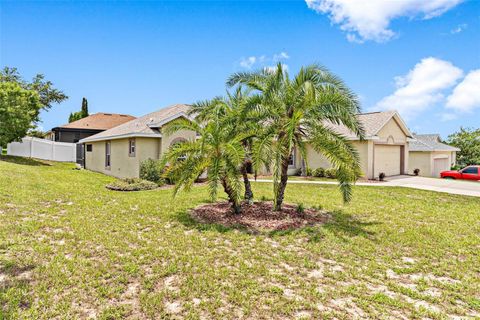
(413, 168), (420, 176)
(379, 172), (386, 181)
(305, 167), (313, 177)
(139, 159), (166, 185)
(324, 168), (337, 179)
(106, 178), (158, 191)
(313, 167), (325, 177)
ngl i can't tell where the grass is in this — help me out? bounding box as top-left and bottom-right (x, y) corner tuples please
(1, 156), (479, 319)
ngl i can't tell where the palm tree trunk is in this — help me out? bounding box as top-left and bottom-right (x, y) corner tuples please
(274, 156), (290, 211)
(240, 160), (253, 201)
(221, 178), (241, 214)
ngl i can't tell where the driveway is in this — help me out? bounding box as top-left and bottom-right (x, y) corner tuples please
(383, 175), (480, 197)
(255, 176), (480, 197)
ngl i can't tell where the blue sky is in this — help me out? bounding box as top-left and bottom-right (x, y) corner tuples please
(1, 0), (479, 137)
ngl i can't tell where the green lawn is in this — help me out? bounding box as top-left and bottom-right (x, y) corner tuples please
(1, 156), (479, 319)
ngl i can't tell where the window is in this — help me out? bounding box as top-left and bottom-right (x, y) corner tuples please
(128, 138), (136, 157)
(86, 144), (93, 152)
(105, 141), (111, 169)
(288, 149), (295, 167)
(462, 167), (478, 174)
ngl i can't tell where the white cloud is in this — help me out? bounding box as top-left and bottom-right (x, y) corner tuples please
(239, 52), (289, 69)
(439, 112), (458, 122)
(305, 0), (463, 42)
(239, 56), (257, 69)
(450, 23), (467, 34)
(273, 52), (290, 61)
(375, 57), (463, 119)
(446, 69), (480, 112)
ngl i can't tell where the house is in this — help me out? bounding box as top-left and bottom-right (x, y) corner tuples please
(408, 134), (460, 177)
(79, 104), (195, 178)
(81, 105), (416, 181)
(51, 113), (136, 143)
(288, 110), (413, 180)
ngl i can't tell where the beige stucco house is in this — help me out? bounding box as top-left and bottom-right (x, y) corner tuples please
(80, 104), (196, 178)
(286, 110), (413, 180)
(408, 134), (460, 177)
(81, 104), (435, 181)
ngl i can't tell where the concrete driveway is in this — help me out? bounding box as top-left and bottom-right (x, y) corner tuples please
(255, 175), (480, 197)
(383, 175), (480, 197)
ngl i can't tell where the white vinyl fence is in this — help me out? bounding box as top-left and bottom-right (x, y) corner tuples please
(7, 137), (76, 162)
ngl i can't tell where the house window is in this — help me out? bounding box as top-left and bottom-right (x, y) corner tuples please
(288, 149), (295, 167)
(128, 138), (136, 157)
(105, 141), (111, 169)
(86, 144), (93, 152)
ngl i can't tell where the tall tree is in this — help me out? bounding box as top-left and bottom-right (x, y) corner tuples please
(0, 82), (42, 147)
(68, 97), (89, 123)
(0, 67), (67, 146)
(161, 116), (247, 214)
(228, 63), (365, 210)
(447, 127), (480, 166)
(81, 97), (89, 117)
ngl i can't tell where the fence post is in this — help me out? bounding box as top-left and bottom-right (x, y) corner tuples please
(29, 137), (33, 158)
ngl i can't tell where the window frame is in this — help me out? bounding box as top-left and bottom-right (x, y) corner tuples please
(128, 138), (136, 157)
(105, 141), (111, 169)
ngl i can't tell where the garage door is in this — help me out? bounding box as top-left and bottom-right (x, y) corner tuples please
(433, 158), (449, 177)
(374, 145), (401, 177)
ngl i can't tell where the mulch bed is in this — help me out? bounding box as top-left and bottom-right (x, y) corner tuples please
(190, 201), (331, 232)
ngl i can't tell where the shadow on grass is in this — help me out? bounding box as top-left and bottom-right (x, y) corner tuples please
(0, 155), (50, 166)
(0, 260), (35, 312)
(173, 203), (379, 242)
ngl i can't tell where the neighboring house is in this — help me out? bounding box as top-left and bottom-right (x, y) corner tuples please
(51, 113), (136, 166)
(285, 110), (413, 180)
(79, 104), (195, 178)
(408, 134), (460, 177)
(51, 113), (136, 143)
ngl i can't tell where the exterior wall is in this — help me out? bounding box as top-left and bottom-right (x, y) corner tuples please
(300, 141), (370, 178)
(85, 137), (160, 178)
(159, 129), (197, 157)
(409, 151), (456, 177)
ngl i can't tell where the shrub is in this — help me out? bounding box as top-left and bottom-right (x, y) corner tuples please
(305, 167), (313, 177)
(294, 168), (302, 176)
(313, 167), (325, 178)
(413, 168), (420, 176)
(139, 159), (166, 185)
(324, 168), (337, 179)
(379, 172), (386, 181)
(106, 178), (158, 191)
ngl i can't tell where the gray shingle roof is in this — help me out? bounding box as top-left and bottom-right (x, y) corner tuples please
(410, 134), (460, 152)
(80, 104), (190, 142)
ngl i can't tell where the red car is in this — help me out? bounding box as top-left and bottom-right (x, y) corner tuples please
(440, 166), (480, 181)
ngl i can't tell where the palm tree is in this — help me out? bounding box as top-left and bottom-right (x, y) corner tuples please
(161, 114), (247, 214)
(188, 87), (262, 202)
(228, 63), (365, 211)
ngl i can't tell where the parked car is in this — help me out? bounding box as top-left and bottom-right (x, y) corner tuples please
(440, 166), (480, 181)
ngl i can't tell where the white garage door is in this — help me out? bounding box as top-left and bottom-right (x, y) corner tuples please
(433, 158), (449, 177)
(374, 145), (401, 177)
